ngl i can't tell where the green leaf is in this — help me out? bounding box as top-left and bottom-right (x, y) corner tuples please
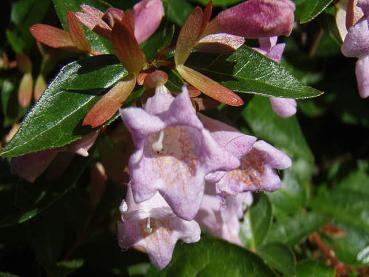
(52, 0), (111, 53)
(162, 0), (193, 25)
(147, 237), (276, 277)
(249, 194), (272, 247)
(242, 96), (314, 161)
(257, 243), (296, 276)
(0, 272), (20, 277)
(188, 46), (323, 99)
(266, 212), (327, 246)
(0, 155), (89, 228)
(296, 260), (335, 277)
(267, 168), (309, 216)
(311, 188), (369, 233)
(296, 0), (334, 24)
(1, 55), (126, 158)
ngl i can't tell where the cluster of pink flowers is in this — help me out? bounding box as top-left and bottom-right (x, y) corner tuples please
(17, 0), (297, 269)
(118, 85), (291, 268)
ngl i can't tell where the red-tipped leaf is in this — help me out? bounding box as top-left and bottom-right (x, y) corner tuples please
(83, 76), (136, 128)
(30, 24), (75, 49)
(67, 12), (91, 53)
(176, 64), (244, 107)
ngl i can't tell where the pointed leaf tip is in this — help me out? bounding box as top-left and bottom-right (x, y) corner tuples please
(175, 7), (204, 65)
(83, 76), (136, 128)
(30, 24), (75, 49)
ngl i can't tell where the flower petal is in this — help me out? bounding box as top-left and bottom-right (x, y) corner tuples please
(118, 187), (201, 269)
(134, 0), (165, 44)
(83, 76), (136, 128)
(66, 131), (99, 157)
(269, 97), (297, 118)
(176, 65), (244, 106)
(356, 55), (369, 98)
(11, 150), (58, 183)
(342, 18), (369, 57)
(206, 0), (295, 38)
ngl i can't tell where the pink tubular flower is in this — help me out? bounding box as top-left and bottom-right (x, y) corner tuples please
(205, 0), (295, 38)
(342, 0), (369, 98)
(201, 115), (291, 195)
(196, 184), (252, 245)
(255, 36), (297, 117)
(120, 86), (240, 220)
(11, 131), (99, 182)
(118, 185), (200, 269)
(76, 0), (164, 43)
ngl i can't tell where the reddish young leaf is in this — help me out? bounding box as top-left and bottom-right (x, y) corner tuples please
(201, 1), (213, 35)
(18, 72), (34, 108)
(111, 13), (146, 74)
(30, 24), (75, 49)
(67, 12), (91, 53)
(176, 64), (244, 107)
(143, 70), (168, 88)
(83, 76), (136, 128)
(34, 74), (47, 101)
(175, 7), (204, 65)
(346, 0), (362, 28)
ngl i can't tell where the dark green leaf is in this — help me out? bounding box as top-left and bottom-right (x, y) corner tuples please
(188, 46), (322, 99)
(0, 155), (89, 228)
(0, 272), (20, 277)
(296, 260), (335, 277)
(257, 243), (296, 276)
(242, 96), (314, 161)
(1, 55), (126, 158)
(267, 168), (309, 216)
(249, 194), (272, 247)
(52, 0), (112, 53)
(267, 212), (327, 246)
(162, 0), (193, 25)
(147, 237), (276, 277)
(296, 0), (334, 23)
(311, 188), (369, 233)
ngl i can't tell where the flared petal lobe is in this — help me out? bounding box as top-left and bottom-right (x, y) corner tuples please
(118, 187), (200, 269)
(120, 87), (240, 220)
(356, 55), (369, 98)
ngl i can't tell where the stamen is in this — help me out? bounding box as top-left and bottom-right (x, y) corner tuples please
(152, 130), (165, 153)
(145, 217), (153, 233)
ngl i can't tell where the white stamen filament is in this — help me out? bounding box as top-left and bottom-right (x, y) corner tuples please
(152, 130), (164, 153)
(145, 217), (153, 233)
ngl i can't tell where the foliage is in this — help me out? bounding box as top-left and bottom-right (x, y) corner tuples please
(0, 0), (368, 276)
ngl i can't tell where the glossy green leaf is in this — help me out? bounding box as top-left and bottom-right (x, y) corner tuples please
(267, 212), (327, 246)
(296, 260), (335, 277)
(267, 168), (309, 216)
(0, 156), (89, 228)
(52, 0), (111, 53)
(257, 243), (296, 276)
(1, 55), (125, 158)
(162, 0), (193, 25)
(296, 0), (334, 23)
(242, 96), (314, 161)
(311, 188), (369, 233)
(188, 46), (322, 99)
(249, 194), (272, 247)
(147, 237), (276, 277)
